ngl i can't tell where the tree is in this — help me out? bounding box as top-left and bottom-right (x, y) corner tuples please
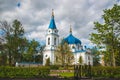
(45, 58), (50, 66)
(91, 47), (101, 66)
(0, 21), (12, 65)
(55, 39), (73, 66)
(8, 20), (24, 64)
(79, 56), (83, 65)
(0, 20), (25, 65)
(0, 20), (44, 65)
(0, 41), (7, 65)
(22, 39), (43, 63)
(90, 4), (120, 67)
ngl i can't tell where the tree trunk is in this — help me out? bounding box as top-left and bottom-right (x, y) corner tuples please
(8, 50), (12, 66)
(112, 49), (116, 67)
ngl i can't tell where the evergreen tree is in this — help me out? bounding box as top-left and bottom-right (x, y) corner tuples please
(90, 4), (120, 66)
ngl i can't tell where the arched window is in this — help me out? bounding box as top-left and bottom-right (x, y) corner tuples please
(54, 38), (56, 45)
(72, 45), (75, 49)
(88, 56), (90, 60)
(77, 44), (80, 50)
(48, 38), (50, 45)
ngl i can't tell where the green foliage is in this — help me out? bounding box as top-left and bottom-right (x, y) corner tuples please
(22, 39), (43, 63)
(45, 58), (50, 66)
(92, 66), (120, 78)
(0, 49), (7, 66)
(0, 20), (44, 66)
(50, 65), (59, 70)
(0, 20), (26, 65)
(50, 66), (120, 78)
(59, 72), (74, 78)
(0, 66), (50, 78)
(90, 4), (120, 66)
(55, 39), (73, 66)
(91, 47), (101, 66)
(79, 56), (83, 64)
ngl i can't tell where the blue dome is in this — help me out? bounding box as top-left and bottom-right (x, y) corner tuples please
(64, 34), (81, 44)
(48, 16), (56, 29)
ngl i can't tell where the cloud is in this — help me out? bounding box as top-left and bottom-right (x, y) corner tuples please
(0, 0), (115, 47)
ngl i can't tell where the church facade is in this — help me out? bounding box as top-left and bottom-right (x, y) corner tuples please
(43, 10), (93, 65)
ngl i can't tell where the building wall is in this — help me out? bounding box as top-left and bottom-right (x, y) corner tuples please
(73, 52), (93, 65)
(43, 28), (59, 65)
(43, 50), (55, 65)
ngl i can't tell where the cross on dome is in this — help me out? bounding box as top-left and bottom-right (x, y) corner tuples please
(70, 25), (72, 34)
(52, 9), (54, 17)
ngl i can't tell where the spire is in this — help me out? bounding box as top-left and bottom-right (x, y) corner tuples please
(48, 9), (57, 29)
(52, 9), (54, 17)
(70, 25), (72, 34)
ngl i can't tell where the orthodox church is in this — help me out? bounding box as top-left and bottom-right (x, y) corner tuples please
(43, 10), (93, 65)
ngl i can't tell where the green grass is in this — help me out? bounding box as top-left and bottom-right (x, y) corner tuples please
(59, 72), (74, 77)
(50, 72), (74, 78)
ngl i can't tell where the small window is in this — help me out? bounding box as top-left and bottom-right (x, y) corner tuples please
(55, 30), (57, 33)
(54, 38), (56, 45)
(45, 55), (48, 57)
(78, 44), (80, 50)
(49, 30), (50, 33)
(88, 56), (90, 60)
(48, 38), (50, 45)
(72, 46), (75, 49)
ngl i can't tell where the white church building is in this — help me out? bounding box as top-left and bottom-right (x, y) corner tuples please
(43, 10), (93, 65)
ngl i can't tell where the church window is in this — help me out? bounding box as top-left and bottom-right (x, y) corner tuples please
(48, 38), (50, 45)
(72, 46), (75, 49)
(88, 56), (90, 60)
(78, 44), (80, 50)
(55, 30), (57, 33)
(54, 38), (56, 45)
(49, 30), (50, 33)
(45, 55), (48, 57)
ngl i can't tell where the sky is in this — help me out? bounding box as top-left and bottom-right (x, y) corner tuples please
(0, 0), (119, 48)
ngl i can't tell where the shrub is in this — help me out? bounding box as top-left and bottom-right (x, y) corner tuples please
(50, 65), (59, 70)
(92, 66), (120, 78)
(45, 58), (50, 66)
(0, 66), (50, 78)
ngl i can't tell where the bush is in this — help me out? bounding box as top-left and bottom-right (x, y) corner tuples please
(0, 66), (50, 78)
(50, 65), (59, 70)
(45, 58), (50, 66)
(92, 66), (120, 78)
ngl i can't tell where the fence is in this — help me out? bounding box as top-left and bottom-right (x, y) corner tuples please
(74, 65), (91, 80)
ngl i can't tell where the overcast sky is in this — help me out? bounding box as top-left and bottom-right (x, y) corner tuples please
(0, 0), (119, 48)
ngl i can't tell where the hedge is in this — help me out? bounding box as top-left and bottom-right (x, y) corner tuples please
(92, 66), (120, 78)
(0, 66), (50, 78)
(0, 66), (120, 78)
(50, 65), (120, 78)
(74, 66), (120, 78)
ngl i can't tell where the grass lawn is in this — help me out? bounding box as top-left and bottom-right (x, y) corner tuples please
(59, 72), (74, 77)
(50, 72), (74, 78)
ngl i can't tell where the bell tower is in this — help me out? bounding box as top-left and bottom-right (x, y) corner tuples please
(43, 9), (59, 65)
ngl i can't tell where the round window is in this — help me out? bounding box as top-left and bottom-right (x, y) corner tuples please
(49, 30), (50, 32)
